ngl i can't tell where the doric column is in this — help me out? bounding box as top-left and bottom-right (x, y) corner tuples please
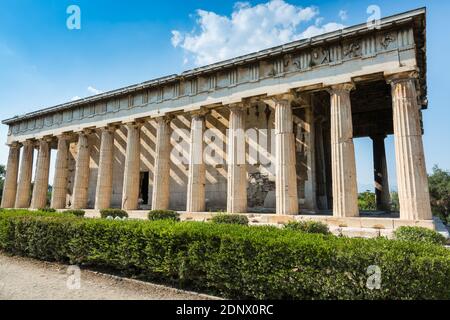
(1, 142), (20, 208)
(227, 105), (247, 213)
(122, 122), (142, 210)
(186, 113), (206, 212)
(296, 94), (317, 211)
(151, 117), (171, 210)
(371, 134), (390, 211)
(315, 117), (329, 210)
(387, 72), (432, 220)
(95, 126), (116, 210)
(30, 138), (51, 209)
(329, 84), (359, 217)
(72, 131), (90, 209)
(51, 135), (70, 209)
(15, 140), (34, 208)
(271, 96), (298, 215)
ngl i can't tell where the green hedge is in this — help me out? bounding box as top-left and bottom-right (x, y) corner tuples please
(64, 210), (86, 217)
(211, 214), (249, 225)
(148, 210), (180, 222)
(0, 210), (449, 299)
(394, 226), (447, 245)
(284, 220), (330, 235)
(99, 209), (128, 219)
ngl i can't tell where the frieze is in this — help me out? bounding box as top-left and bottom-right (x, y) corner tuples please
(6, 24), (417, 138)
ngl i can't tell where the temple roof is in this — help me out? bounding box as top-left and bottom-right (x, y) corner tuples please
(2, 7), (427, 125)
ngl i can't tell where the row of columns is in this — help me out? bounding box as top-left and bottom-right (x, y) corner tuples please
(1, 72), (432, 220)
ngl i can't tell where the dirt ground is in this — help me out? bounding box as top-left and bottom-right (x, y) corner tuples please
(0, 253), (217, 300)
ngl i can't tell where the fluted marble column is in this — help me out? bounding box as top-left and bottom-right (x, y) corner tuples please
(329, 84), (359, 217)
(388, 72), (432, 220)
(274, 97), (298, 215)
(31, 139), (51, 209)
(51, 135), (70, 209)
(371, 134), (390, 212)
(152, 117), (171, 210)
(95, 126), (116, 210)
(227, 105), (247, 213)
(72, 131), (90, 209)
(315, 118), (329, 210)
(186, 113), (206, 212)
(1, 142), (20, 208)
(122, 122), (142, 210)
(15, 140), (34, 208)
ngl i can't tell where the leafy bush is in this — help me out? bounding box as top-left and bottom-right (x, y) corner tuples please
(39, 208), (56, 213)
(64, 210), (85, 217)
(0, 210), (449, 299)
(358, 191), (377, 211)
(428, 166), (450, 223)
(394, 226), (447, 245)
(285, 220), (330, 235)
(148, 210), (180, 222)
(100, 209), (128, 219)
(211, 214), (249, 225)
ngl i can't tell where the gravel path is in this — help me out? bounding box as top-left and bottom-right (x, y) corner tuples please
(0, 253), (217, 300)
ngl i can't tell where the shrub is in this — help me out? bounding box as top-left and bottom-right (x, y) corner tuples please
(148, 210), (180, 222)
(211, 214), (249, 225)
(64, 210), (85, 217)
(39, 208), (56, 213)
(100, 209), (128, 219)
(358, 191), (377, 211)
(285, 220), (331, 235)
(394, 226), (447, 245)
(0, 210), (449, 299)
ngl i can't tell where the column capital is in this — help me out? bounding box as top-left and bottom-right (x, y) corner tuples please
(327, 82), (355, 94)
(76, 128), (94, 136)
(39, 136), (54, 144)
(155, 115), (173, 125)
(21, 139), (35, 147)
(385, 70), (419, 85)
(124, 121), (144, 130)
(56, 133), (73, 141)
(99, 124), (119, 133)
(263, 93), (295, 108)
(190, 108), (209, 119)
(7, 141), (21, 149)
(228, 103), (248, 113)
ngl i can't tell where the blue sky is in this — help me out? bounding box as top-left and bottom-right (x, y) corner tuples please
(0, 0), (449, 191)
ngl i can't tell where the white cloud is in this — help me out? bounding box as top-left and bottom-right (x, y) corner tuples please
(171, 0), (344, 66)
(87, 86), (103, 95)
(71, 96), (81, 101)
(300, 22), (345, 39)
(171, 30), (183, 47)
(339, 9), (348, 21)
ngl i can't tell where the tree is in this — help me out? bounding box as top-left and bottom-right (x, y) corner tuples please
(0, 164), (5, 203)
(358, 190), (376, 211)
(428, 165), (450, 224)
(390, 191), (400, 212)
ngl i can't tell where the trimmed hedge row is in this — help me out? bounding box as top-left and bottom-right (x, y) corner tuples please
(394, 226), (447, 245)
(285, 220), (331, 235)
(100, 209), (128, 219)
(0, 210), (449, 299)
(211, 214), (249, 225)
(148, 210), (180, 222)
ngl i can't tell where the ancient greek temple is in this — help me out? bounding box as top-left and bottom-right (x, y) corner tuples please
(1, 8), (434, 229)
